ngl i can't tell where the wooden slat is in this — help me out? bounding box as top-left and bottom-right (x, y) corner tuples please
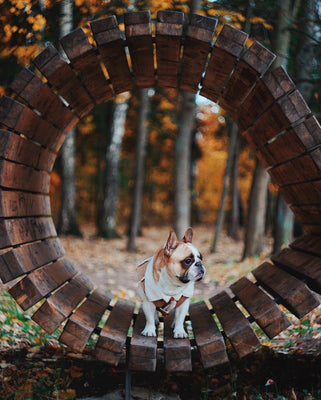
(290, 234), (321, 257)
(257, 115), (321, 168)
(90, 16), (132, 94)
(0, 217), (57, 250)
(0, 237), (64, 284)
(209, 291), (260, 358)
(252, 262), (320, 318)
(59, 289), (111, 353)
(200, 24), (248, 102)
(272, 248), (321, 294)
(291, 204), (321, 225)
(60, 28), (113, 103)
(230, 277), (291, 339)
(95, 298), (135, 365)
(0, 96), (65, 152)
(243, 90), (311, 149)
(124, 11), (155, 88)
(303, 225), (321, 235)
(219, 41), (276, 115)
(0, 191), (50, 218)
(280, 180), (321, 206)
(10, 67), (78, 132)
(129, 307), (157, 371)
(163, 311), (192, 372)
(32, 273), (95, 334)
(32, 44), (94, 118)
(0, 159), (50, 194)
(236, 66), (295, 131)
(9, 257), (77, 311)
(189, 301), (228, 368)
(179, 14), (217, 93)
(0, 130), (56, 173)
(155, 10), (184, 88)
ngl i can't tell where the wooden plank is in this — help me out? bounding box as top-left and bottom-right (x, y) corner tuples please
(90, 16), (132, 94)
(236, 66), (295, 131)
(179, 14), (217, 93)
(0, 217), (57, 250)
(124, 11), (155, 88)
(257, 115), (321, 168)
(164, 310), (192, 372)
(303, 225), (321, 235)
(59, 288), (111, 353)
(0, 130), (56, 173)
(0, 96), (65, 153)
(220, 41), (275, 115)
(290, 234), (321, 257)
(155, 10), (184, 88)
(0, 191), (51, 218)
(129, 307), (157, 371)
(189, 301), (228, 368)
(0, 237), (64, 284)
(32, 273), (95, 334)
(0, 159), (50, 194)
(252, 262), (320, 318)
(60, 28), (112, 103)
(243, 90), (311, 149)
(272, 248), (321, 294)
(10, 67), (78, 132)
(95, 298), (135, 365)
(200, 24), (248, 102)
(291, 204), (321, 225)
(280, 180), (321, 205)
(32, 44), (94, 118)
(209, 290), (260, 358)
(9, 257), (77, 311)
(230, 277), (291, 339)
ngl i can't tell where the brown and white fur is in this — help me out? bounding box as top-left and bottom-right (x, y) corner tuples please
(138, 228), (206, 338)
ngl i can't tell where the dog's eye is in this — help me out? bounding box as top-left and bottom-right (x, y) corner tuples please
(184, 258), (192, 265)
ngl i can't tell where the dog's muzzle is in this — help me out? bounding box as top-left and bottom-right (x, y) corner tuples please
(195, 261), (205, 281)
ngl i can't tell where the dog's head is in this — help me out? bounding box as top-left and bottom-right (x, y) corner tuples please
(159, 228), (206, 284)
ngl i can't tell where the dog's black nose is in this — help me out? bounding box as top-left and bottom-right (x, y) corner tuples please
(195, 261), (202, 268)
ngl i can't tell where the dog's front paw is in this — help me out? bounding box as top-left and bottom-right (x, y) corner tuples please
(173, 327), (188, 339)
(141, 325), (156, 337)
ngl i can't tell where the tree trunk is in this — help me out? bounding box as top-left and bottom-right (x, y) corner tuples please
(242, 161), (270, 259)
(227, 132), (240, 240)
(211, 121), (239, 253)
(97, 100), (128, 238)
(174, 91), (196, 239)
(127, 89), (150, 251)
(57, 0), (81, 236)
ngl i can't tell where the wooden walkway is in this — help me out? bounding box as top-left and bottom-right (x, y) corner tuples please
(0, 10), (320, 372)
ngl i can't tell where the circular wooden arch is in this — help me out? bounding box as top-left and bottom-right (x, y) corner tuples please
(0, 10), (320, 372)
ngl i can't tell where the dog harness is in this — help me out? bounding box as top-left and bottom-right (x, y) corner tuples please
(137, 258), (188, 316)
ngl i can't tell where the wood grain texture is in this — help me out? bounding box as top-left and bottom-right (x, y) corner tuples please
(129, 307), (157, 371)
(220, 41), (275, 115)
(252, 262), (320, 318)
(290, 234), (321, 257)
(200, 24), (248, 102)
(272, 248), (321, 294)
(9, 257), (77, 311)
(280, 180), (321, 206)
(124, 11), (155, 88)
(230, 277), (291, 339)
(179, 14), (217, 93)
(164, 311), (192, 372)
(209, 290), (260, 358)
(0, 191), (51, 218)
(156, 10), (184, 88)
(60, 28), (112, 103)
(90, 16), (132, 94)
(0, 130), (56, 173)
(59, 288), (111, 353)
(10, 67), (78, 132)
(0, 237), (64, 284)
(95, 298), (135, 365)
(32, 44), (94, 117)
(0, 217), (57, 250)
(189, 300), (228, 368)
(32, 273), (95, 334)
(0, 96), (65, 152)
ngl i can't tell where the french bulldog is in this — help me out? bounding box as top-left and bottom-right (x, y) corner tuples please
(137, 228), (206, 338)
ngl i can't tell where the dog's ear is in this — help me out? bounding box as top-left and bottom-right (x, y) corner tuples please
(165, 230), (178, 255)
(182, 227), (193, 243)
